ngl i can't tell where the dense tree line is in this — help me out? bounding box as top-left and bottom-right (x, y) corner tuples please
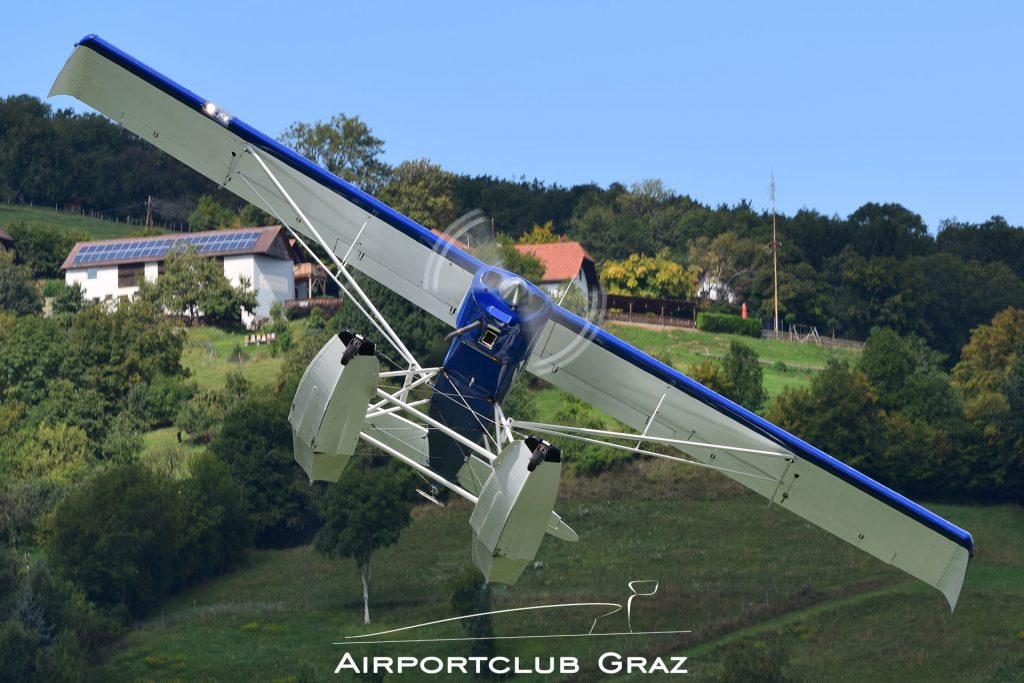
(7, 94), (1024, 364)
(0, 96), (220, 219)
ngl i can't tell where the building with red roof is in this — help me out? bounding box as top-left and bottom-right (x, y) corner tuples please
(513, 241), (600, 301)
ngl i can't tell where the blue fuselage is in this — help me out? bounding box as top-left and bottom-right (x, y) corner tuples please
(427, 268), (553, 482)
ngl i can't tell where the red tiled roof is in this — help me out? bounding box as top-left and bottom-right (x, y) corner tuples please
(514, 241), (592, 282)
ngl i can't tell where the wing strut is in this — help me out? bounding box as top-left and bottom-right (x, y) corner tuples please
(238, 146), (421, 370)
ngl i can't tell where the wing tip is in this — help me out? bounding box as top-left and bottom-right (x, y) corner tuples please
(938, 546), (971, 612)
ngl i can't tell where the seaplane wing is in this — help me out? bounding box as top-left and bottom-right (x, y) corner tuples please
(524, 307), (973, 609)
(49, 35), (482, 326)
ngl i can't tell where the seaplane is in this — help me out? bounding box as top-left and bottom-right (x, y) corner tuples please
(51, 35), (973, 608)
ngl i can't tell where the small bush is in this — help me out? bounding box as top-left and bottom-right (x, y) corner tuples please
(41, 279), (65, 297)
(570, 448), (625, 476)
(696, 312), (762, 337)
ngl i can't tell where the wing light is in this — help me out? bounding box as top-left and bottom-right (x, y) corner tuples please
(201, 100), (232, 126)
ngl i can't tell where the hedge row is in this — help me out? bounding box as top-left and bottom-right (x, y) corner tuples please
(696, 312), (762, 337)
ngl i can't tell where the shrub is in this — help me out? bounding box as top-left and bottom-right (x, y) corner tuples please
(142, 374), (196, 429)
(48, 464), (186, 615)
(211, 394), (319, 547)
(41, 280), (65, 297)
(696, 312), (762, 337)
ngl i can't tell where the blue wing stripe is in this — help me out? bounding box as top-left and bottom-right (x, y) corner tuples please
(551, 306), (974, 555)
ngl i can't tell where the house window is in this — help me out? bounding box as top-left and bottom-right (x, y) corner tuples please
(118, 263), (144, 288)
(87, 269), (97, 279)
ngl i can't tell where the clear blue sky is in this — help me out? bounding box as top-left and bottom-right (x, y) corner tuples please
(4, 1), (1022, 231)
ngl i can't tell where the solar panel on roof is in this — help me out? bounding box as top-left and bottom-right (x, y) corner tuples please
(70, 230), (265, 267)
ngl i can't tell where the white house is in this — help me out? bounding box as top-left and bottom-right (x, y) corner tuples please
(513, 241), (600, 302)
(61, 225), (296, 327)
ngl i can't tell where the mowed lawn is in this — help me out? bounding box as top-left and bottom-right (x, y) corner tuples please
(94, 460), (1022, 682)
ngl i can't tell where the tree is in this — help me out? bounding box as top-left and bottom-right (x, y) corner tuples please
(0, 250), (41, 316)
(722, 341), (768, 411)
(0, 619), (39, 683)
(518, 220), (561, 244)
(210, 394), (319, 547)
(846, 202), (932, 260)
(688, 358), (732, 397)
(952, 307), (1024, 401)
(5, 222), (88, 280)
(144, 245), (257, 326)
(769, 359), (883, 470)
(175, 390), (230, 444)
(951, 308), (1024, 496)
(14, 422), (93, 485)
(0, 547), (20, 616)
(50, 282), (84, 316)
(601, 249), (699, 300)
(937, 215), (1024, 280)
(553, 394), (623, 475)
(688, 232), (758, 302)
(475, 235), (546, 285)
(279, 113), (389, 193)
(378, 158), (458, 230)
(860, 328), (961, 424)
(67, 297), (185, 402)
(179, 453), (253, 581)
(187, 195), (236, 230)
(0, 316), (69, 405)
(315, 464), (412, 624)
(48, 464), (186, 615)
(687, 343), (767, 411)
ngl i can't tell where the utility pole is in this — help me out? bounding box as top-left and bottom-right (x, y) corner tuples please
(769, 174), (780, 338)
(146, 195), (154, 229)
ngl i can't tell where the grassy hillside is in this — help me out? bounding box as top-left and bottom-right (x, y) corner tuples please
(94, 462), (1022, 682)
(608, 323), (862, 399)
(180, 326), (284, 392)
(0, 203), (160, 239)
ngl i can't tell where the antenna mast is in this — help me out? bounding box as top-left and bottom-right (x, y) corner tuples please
(769, 173), (779, 338)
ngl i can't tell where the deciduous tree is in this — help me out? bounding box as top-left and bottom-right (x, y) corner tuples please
(378, 158), (458, 230)
(48, 464), (185, 615)
(143, 245), (257, 326)
(601, 249), (698, 300)
(315, 465), (412, 624)
(0, 250), (41, 316)
(279, 113), (389, 193)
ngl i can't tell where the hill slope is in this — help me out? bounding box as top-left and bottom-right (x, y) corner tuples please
(0, 203), (160, 239)
(94, 462), (1020, 682)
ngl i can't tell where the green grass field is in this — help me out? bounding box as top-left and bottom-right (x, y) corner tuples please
(0, 203), (160, 239)
(608, 323), (862, 400)
(93, 462), (1023, 682)
(180, 325), (285, 392)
